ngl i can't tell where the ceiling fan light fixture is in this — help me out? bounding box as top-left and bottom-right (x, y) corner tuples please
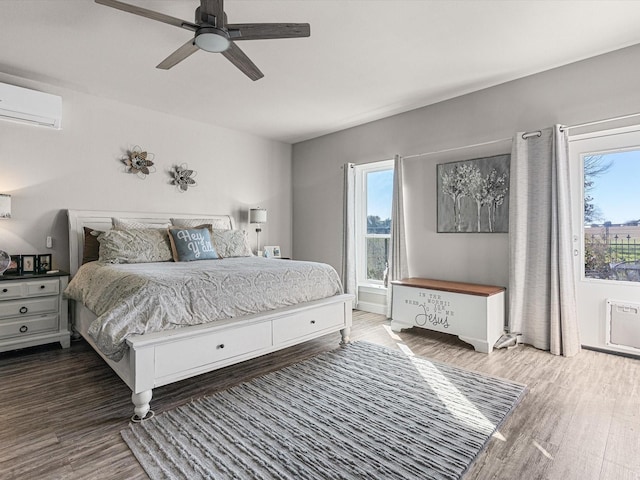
(194, 27), (231, 53)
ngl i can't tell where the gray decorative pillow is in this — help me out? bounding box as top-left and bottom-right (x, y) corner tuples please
(170, 217), (232, 230)
(211, 229), (253, 258)
(112, 217), (171, 230)
(167, 228), (219, 262)
(98, 228), (173, 264)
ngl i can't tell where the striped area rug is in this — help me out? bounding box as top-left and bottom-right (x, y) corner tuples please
(122, 341), (526, 480)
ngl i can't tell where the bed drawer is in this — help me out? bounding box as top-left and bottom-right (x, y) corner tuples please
(154, 321), (272, 379)
(0, 314), (58, 340)
(273, 302), (346, 345)
(0, 296), (59, 319)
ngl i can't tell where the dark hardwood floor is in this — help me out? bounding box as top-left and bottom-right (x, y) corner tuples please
(1, 311), (639, 479)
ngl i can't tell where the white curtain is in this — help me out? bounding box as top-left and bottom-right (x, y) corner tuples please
(386, 154), (409, 318)
(342, 162), (357, 308)
(508, 126), (581, 356)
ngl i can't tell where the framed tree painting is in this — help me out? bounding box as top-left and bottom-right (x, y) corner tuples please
(437, 154), (510, 233)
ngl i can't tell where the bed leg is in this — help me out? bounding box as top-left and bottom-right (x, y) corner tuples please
(131, 390), (154, 422)
(340, 327), (351, 345)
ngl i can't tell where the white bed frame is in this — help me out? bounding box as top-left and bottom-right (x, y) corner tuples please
(67, 209), (353, 420)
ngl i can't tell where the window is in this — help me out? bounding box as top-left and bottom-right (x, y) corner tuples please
(582, 149), (640, 282)
(355, 160), (394, 286)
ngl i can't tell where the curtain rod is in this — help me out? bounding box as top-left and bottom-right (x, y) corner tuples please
(402, 137), (511, 160)
(353, 111), (640, 164)
(522, 112), (640, 139)
(561, 111), (640, 132)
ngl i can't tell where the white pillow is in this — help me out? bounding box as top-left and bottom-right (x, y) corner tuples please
(98, 228), (173, 264)
(170, 217), (232, 230)
(211, 229), (253, 258)
(112, 217), (171, 229)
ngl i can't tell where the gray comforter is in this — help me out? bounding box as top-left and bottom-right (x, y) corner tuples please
(65, 257), (343, 361)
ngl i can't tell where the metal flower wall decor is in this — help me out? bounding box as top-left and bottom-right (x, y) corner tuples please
(123, 146), (156, 179)
(171, 163), (198, 192)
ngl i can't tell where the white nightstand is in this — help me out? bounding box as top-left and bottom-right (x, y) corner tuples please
(0, 271), (70, 352)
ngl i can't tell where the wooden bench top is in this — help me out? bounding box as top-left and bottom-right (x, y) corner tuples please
(391, 277), (505, 297)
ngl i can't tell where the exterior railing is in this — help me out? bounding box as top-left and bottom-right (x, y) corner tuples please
(584, 226), (640, 282)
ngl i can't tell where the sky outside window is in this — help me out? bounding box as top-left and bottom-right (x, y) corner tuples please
(367, 169), (393, 221)
(588, 150), (640, 224)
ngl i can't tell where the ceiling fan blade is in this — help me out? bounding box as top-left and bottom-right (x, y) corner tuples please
(222, 42), (264, 81)
(227, 23), (310, 40)
(200, 0), (225, 27)
(156, 39), (199, 70)
(95, 0), (198, 31)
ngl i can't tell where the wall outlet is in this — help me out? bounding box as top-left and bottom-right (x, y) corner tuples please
(46, 236), (52, 248)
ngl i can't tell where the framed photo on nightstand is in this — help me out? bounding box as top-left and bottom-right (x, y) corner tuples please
(6, 255), (19, 275)
(263, 246), (281, 258)
(37, 254), (52, 273)
(20, 254), (36, 274)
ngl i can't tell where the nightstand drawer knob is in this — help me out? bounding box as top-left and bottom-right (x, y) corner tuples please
(19, 306), (29, 314)
(40, 285), (46, 289)
(217, 344), (225, 349)
(2, 288), (7, 293)
(310, 320), (316, 325)
(19, 325), (28, 333)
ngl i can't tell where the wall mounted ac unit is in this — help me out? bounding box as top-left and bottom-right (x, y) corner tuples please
(0, 82), (62, 129)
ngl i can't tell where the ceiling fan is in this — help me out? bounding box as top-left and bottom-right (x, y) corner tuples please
(95, 0), (310, 80)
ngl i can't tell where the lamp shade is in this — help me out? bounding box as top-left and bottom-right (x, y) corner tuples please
(249, 208), (267, 224)
(0, 194), (10, 219)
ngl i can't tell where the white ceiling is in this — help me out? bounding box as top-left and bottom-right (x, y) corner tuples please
(2, 1), (640, 144)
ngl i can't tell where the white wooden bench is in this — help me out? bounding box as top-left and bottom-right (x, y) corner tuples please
(390, 278), (505, 353)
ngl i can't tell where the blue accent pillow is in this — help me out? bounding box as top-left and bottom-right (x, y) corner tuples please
(168, 228), (219, 262)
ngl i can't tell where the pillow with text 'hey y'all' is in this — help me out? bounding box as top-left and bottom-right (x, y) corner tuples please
(168, 228), (219, 262)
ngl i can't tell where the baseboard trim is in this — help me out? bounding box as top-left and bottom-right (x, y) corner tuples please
(356, 301), (387, 315)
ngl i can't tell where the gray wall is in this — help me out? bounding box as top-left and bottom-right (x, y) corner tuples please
(0, 74), (292, 272)
(292, 43), (640, 290)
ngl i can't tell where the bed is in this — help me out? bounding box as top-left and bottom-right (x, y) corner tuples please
(66, 209), (353, 420)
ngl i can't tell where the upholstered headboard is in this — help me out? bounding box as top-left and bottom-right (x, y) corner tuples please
(67, 209), (236, 275)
